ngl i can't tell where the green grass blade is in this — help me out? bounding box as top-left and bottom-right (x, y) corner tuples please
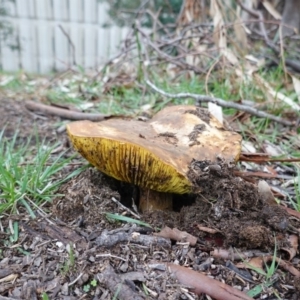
(106, 213), (152, 228)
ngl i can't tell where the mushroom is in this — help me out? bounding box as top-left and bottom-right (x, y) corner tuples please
(67, 105), (242, 212)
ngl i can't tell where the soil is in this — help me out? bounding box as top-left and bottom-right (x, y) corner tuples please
(0, 98), (300, 299)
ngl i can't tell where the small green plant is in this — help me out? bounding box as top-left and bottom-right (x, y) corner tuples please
(244, 242), (279, 298)
(41, 292), (50, 300)
(106, 213), (152, 228)
(83, 284), (91, 293)
(83, 279), (97, 293)
(112, 283), (122, 300)
(61, 243), (76, 275)
(91, 279), (97, 287)
(0, 130), (85, 217)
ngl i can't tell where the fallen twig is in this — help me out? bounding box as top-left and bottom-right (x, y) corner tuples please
(211, 248), (270, 261)
(146, 80), (295, 126)
(111, 196), (141, 219)
(95, 228), (171, 248)
(154, 226), (197, 246)
(239, 153), (300, 163)
(25, 100), (110, 121)
(234, 170), (293, 180)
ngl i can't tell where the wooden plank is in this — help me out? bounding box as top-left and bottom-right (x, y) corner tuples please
(69, 23), (84, 67)
(36, 22), (55, 73)
(35, 0), (52, 20)
(17, 20), (38, 72)
(0, 0), (132, 73)
(84, 0), (97, 24)
(15, 0), (35, 18)
(53, 24), (70, 71)
(0, 33), (20, 71)
(97, 2), (111, 64)
(97, 2), (110, 25)
(84, 26), (97, 69)
(69, 0), (83, 22)
(52, 0), (69, 21)
(108, 26), (123, 58)
(97, 26), (110, 64)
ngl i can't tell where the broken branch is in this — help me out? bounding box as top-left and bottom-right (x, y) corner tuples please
(25, 100), (110, 121)
(146, 80), (295, 126)
(154, 226), (197, 246)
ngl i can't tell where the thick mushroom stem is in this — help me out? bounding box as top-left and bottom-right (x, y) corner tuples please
(139, 188), (173, 212)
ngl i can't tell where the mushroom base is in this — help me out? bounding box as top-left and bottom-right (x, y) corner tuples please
(139, 188), (173, 212)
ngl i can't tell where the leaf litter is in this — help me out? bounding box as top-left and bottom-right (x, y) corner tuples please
(0, 97), (299, 299)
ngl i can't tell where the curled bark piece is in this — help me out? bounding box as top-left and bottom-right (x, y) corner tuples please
(197, 225), (221, 234)
(97, 265), (145, 300)
(25, 100), (110, 121)
(167, 263), (253, 300)
(154, 226), (197, 246)
(95, 229), (171, 248)
(211, 248), (268, 260)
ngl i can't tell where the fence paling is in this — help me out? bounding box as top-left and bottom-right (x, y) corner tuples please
(0, 0), (128, 73)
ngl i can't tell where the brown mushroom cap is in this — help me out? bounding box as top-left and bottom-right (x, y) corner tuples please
(67, 105), (242, 194)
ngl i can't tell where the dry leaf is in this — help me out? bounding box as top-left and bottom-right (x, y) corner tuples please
(0, 273), (18, 283)
(167, 263), (253, 300)
(236, 256), (264, 273)
(210, 0), (226, 49)
(258, 180), (278, 205)
(208, 102), (223, 124)
(242, 140), (257, 153)
(263, 141), (284, 156)
(262, 0), (282, 20)
(154, 226), (198, 246)
(237, 255), (300, 277)
(291, 75), (300, 103)
(282, 235), (298, 261)
(234, 6), (248, 49)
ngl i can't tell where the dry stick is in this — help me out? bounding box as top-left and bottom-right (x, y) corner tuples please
(146, 80), (295, 126)
(136, 25), (206, 74)
(58, 24), (77, 66)
(110, 196), (141, 219)
(237, 0), (270, 44)
(25, 100), (110, 121)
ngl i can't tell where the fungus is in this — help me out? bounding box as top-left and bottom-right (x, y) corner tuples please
(67, 105), (242, 212)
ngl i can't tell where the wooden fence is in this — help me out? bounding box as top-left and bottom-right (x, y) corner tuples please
(0, 0), (130, 73)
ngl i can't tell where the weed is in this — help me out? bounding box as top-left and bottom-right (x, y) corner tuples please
(0, 130), (85, 217)
(288, 168), (300, 211)
(61, 243), (76, 275)
(83, 279), (98, 293)
(106, 213), (152, 228)
(243, 242), (280, 298)
(41, 292), (50, 300)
